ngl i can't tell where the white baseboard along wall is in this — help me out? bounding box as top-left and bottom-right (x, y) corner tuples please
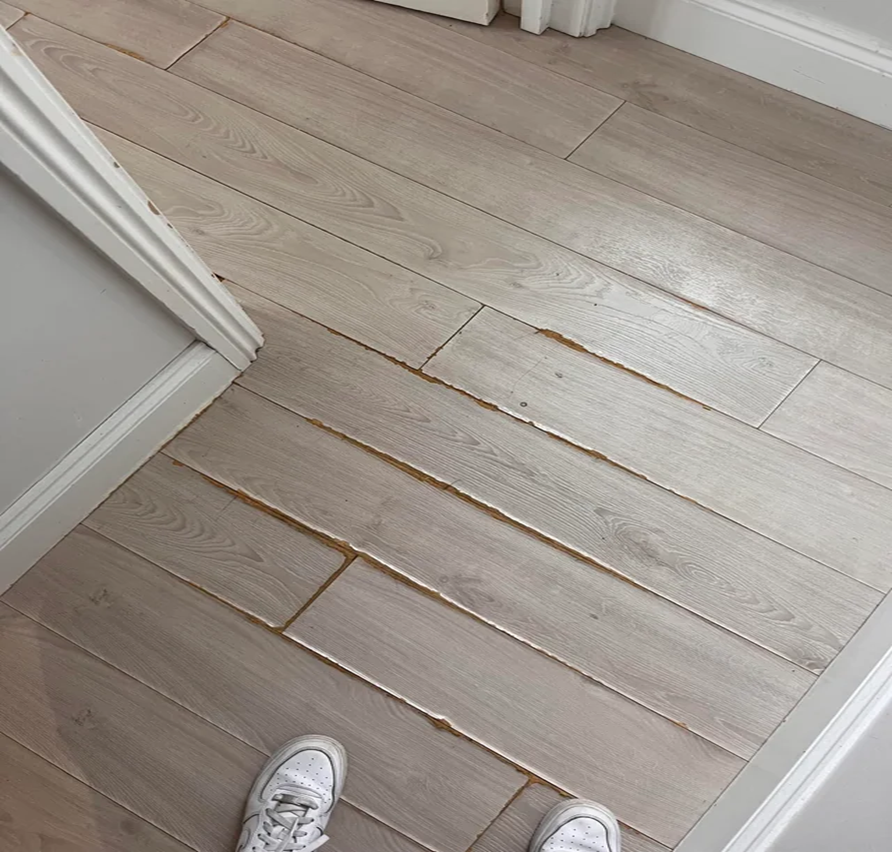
(511, 0), (892, 129)
(613, 0), (892, 130)
(0, 344), (238, 592)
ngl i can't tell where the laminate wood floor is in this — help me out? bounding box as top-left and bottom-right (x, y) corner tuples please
(5, 2), (892, 850)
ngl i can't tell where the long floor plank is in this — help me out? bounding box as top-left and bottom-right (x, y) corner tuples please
(11, 0), (223, 66)
(763, 363), (892, 490)
(471, 784), (668, 852)
(0, 602), (265, 851)
(84, 454), (345, 626)
(163, 373), (813, 761)
(0, 1), (22, 27)
(14, 16), (816, 423)
(0, 732), (193, 852)
(3, 527), (524, 852)
(326, 803), (432, 852)
(426, 309), (892, 593)
(433, 15), (892, 207)
(228, 287), (874, 672)
(94, 127), (480, 368)
(177, 0), (621, 157)
(163, 17), (892, 395)
(571, 105), (892, 297)
(289, 561), (743, 846)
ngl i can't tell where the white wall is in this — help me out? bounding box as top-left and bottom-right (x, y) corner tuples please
(781, 0), (892, 46)
(0, 165), (194, 514)
(766, 695), (892, 851)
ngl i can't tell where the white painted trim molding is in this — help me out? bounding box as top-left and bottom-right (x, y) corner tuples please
(676, 587), (892, 851)
(0, 342), (238, 592)
(614, 0), (892, 130)
(507, 0), (616, 36)
(0, 25), (263, 370)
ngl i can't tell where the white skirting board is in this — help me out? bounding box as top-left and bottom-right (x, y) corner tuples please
(614, 0), (892, 130)
(506, 0), (616, 36)
(0, 341), (237, 592)
(676, 585), (892, 851)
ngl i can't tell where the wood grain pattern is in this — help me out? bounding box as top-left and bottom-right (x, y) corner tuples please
(289, 561), (743, 846)
(230, 289), (873, 672)
(327, 803), (430, 852)
(4, 527), (524, 852)
(427, 309), (892, 592)
(11, 0), (223, 66)
(164, 17), (892, 396)
(172, 0), (621, 157)
(84, 455), (344, 626)
(0, 602), (264, 851)
(12, 16), (822, 423)
(472, 784), (668, 852)
(0, 732), (193, 852)
(433, 15), (892, 207)
(94, 127), (480, 368)
(763, 363), (892, 490)
(572, 104), (892, 297)
(0, 1), (22, 28)
(165, 374), (813, 760)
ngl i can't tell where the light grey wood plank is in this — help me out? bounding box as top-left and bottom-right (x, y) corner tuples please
(0, 731), (193, 852)
(289, 561), (743, 846)
(4, 527), (524, 852)
(12, 0), (223, 67)
(0, 601), (264, 851)
(763, 363), (892, 490)
(426, 309), (892, 593)
(164, 372), (813, 761)
(433, 15), (892, 207)
(571, 105), (892, 298)
(94, 127), (480, 368)
(172, 0), (620, 157)
(228, 289), (874, 672)
(164, 17), (892, 398)
(472, 784), (668, 852)
(13, 16), (832, 424)
(328, 803), (430, 852)
(0, 1), (23, 28)
(84, 454), (344, 626)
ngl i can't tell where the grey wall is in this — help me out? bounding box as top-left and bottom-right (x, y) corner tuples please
(0, 166), (194, 513)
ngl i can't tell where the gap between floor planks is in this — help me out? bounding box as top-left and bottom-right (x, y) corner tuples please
(13, 10), (892, 407)
(15, 12), (862, 428)
(161, 376), (817, 766)
(1, 525), (671, 849)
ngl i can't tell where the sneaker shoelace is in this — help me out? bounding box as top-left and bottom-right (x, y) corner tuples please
(259, 791), (328, 852)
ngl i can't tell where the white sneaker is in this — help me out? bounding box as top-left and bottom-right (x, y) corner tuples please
(236, 735), (347, 852)
(529, 799), (622, 852)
